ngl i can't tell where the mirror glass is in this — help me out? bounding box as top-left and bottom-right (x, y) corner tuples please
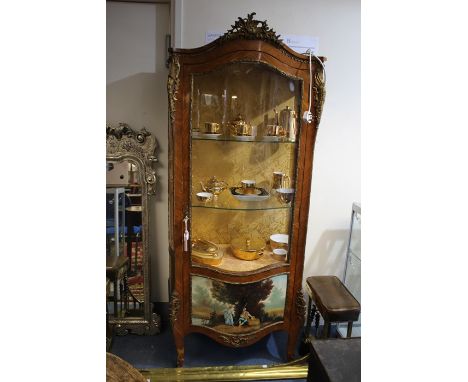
(106, 160), (145, 319)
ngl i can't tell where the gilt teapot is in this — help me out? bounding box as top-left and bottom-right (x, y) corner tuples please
(200, 176), (228, 197)
(229, 114), (252, 136)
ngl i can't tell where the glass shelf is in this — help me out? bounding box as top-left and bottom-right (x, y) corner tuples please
(192, 244), (288, 273)
(191, 190), (292, 211)
(192, 135), (296, 144)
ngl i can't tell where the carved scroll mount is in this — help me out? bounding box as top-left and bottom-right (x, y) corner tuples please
(170, 291), (181, 328)
(167, 54), (180, 126)
(313, 70), (326, 127)
(220, 334), (251, 347)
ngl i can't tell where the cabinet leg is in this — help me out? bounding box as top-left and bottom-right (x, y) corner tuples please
(176, 348), (184, 368)
(287, 324), (301, 361)
(174, 333), (185, 367)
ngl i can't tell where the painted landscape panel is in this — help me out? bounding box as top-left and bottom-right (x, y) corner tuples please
(191, 274), (287, 334)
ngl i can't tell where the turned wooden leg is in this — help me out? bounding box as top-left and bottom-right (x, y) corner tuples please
(314, 311), (320, 337)
(305, 300), (316, 337)
(323, 321), (331, 338)
(299, 301), (316, 355)
(299, 300), (317, 355)
(347, 321), (353, 338)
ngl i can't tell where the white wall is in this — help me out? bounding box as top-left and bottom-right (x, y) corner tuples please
(107, 2), (170, 302)
(177, 0), (361, 284)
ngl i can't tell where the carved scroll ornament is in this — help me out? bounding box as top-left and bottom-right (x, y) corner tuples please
(167, 54), (180, 126)
(313, 70), (326, 127)
(219, 12), (282, 46)
(220, 334), (250, 347)
(170, 291), (181, 328)
(106, 123), (158, 195)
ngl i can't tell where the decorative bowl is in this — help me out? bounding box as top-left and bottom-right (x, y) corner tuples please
(191, 239), (223, 266)
(272, 248), (288, 261)
(196, 192), (213, 202)
(230, 187), (270, 202)
(270, 233), (289, 250)
(231, 238), (265, 261)
(276, 188), (295, 204)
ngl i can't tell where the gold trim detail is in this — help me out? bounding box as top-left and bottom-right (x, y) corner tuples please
(167, 54), (180, 126)
(219, 334), (250, 347)
(296, 289), (307, 322)
(106, 123), (159, 195)
(219, 12), (281, 45)
(313, 69), (326, 127)
(140, 355), (309, 381)
(170, 291), (181, 328)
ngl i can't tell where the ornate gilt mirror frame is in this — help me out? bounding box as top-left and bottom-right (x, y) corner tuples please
(106, 122), (161, 335)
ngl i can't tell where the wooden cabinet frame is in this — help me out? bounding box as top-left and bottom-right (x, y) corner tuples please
(167, 13), (325, 367)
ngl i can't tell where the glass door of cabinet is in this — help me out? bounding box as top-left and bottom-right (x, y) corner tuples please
(338, 202), (361, 337)
(189, 62), (302, 273)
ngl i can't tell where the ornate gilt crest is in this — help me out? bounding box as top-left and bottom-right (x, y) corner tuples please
(219, 12), (282, 45)
(106, 123), (158, 195)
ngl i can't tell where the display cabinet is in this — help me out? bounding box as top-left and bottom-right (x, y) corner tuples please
(167, 13), (326, 366)
(338, 202), (361, 338)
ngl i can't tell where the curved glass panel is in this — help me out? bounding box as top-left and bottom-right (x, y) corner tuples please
(190, 62), (301, 273)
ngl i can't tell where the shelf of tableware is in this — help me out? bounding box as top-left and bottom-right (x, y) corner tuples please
(191, 190), (292, 211)
(191, 135), (296, 144)
(192, 244), (289, 273)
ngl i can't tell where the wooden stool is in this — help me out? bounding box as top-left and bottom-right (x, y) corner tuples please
(305, 276), (360, 339)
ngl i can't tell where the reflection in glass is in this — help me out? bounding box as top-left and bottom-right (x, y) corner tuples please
(190, 62), (301, 273)
(106, 160), (145, 318)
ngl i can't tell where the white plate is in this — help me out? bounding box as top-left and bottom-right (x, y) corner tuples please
(270, 233), (289, 245)
(232, 194), (270, 202)
(202, 133), (223, 139)
(232, 135), (256, 141)
(230, 187), (270, 202)
(262, 135), (281, 142)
